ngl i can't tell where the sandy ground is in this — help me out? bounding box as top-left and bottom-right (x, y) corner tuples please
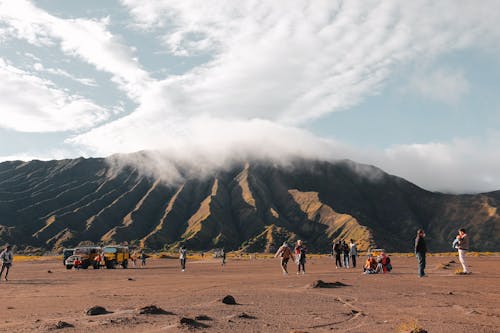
(0, 255), (498, 332)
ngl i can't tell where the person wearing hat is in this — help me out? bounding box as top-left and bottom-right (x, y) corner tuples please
(0, 245), (13, 281)
(274, 241), (295, 275)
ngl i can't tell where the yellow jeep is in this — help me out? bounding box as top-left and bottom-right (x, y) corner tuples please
(102, 245), (130, 269)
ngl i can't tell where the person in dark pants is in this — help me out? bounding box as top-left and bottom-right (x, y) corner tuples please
(349, 239), (358, 268)
(342, 240), (350, 268)
(333, 241), (342, 268)
(179, 245), (187, 272)
(414, 229), (427, 278)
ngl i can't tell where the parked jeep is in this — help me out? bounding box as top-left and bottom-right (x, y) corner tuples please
(65, 246), (101, 269)
(102, 245), (130, 269)
(62, 248), (75, 266)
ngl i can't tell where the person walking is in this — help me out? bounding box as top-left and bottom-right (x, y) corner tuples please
(333, 240), (342, 268)
(274, 242), (295, 275)
(295, 240), (307, 274)
(414, 229), (427, 278)
(0, 245), (13, 281)
(456, 228), (470, 274)
(179, 245), (187, 272)
(342, 240), (350, 268)
(349, 239), (358, 268)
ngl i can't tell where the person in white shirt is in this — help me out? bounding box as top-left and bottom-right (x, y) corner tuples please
(349, 240), (358, 268)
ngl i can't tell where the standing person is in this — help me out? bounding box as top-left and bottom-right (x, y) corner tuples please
(274, 242), (295, 275)
(333, 241), (342, 269)
(295, 240), (307, 274)
(0, 245), (13, 281)
(221, 248), (226, 266)
(349, 239), (358, 268)
(342, 240), (350, 268)
(414, 229), (427, 278)
(456, 228), (470, 274)
(140, 249), (148, 267)
(179, 245), (187, 272)
(130, 250), (138, 267)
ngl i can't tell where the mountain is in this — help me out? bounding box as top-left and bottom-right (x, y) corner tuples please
(0, 156), (498, 252)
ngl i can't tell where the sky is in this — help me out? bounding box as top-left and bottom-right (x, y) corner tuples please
(0, 0), (500, 193)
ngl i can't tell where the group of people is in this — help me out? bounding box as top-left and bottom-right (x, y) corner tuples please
(333, 239), (358, 269)
(415, 228), (471, 277)
(363, 252), (392, 274)
(274, 240), (307, 275)
(130, 250), (148, 267)
(178, 246), (226, 272)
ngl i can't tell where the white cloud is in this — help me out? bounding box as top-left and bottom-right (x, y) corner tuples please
(409, 68), (470, 105)
(374, 133), (500, 193)
(1, 1), (500, 193)
(33, 62), (98, 87)
(0, 58), (109, 132)
(118, 0), (500, 124)
(0, 0), (150, 100)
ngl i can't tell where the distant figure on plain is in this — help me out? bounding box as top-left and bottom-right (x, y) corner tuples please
(349, 239), (358, 268)
(0, 245), (13, 281)
(220, 248), (226, 266)
(342, 240), (350, 268)
(414, 229), (427, 278)
(456, 228), (471, 274)
(140, 250), (148, 267)
(333, 240), (342, 268)
(274, 242), (295, 275)
(179, 245), (187, 272)
(130, 250), (138, 267)
(295, 240), (307, 274)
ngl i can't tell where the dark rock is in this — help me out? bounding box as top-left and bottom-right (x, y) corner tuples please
(222, 295), (237, 305)
(238, 312), (256, 319)
(309, 280), (349, 288)
(127, 278), (134, 281)
(194, 315), (212, 321)
(85, 306), (110, 316)
(138, 305), (172, 315)
(47, 321), (74, 330)
(47, 270), (53, 273)
(179, 317), (209, 328)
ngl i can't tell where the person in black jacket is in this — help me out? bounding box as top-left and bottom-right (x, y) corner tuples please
(414, 229), (427, 278)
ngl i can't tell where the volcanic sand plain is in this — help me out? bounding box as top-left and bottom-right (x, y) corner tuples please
(0, 254), (498, 332)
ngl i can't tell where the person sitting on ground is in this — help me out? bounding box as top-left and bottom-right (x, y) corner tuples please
(363, 254), (378, 274)
(378, 252), (391, 273)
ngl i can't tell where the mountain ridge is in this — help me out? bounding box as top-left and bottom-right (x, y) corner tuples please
(0, 156), (498, 252)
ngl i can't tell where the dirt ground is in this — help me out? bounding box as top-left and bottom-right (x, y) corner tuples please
(0, 255), (498, 332)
